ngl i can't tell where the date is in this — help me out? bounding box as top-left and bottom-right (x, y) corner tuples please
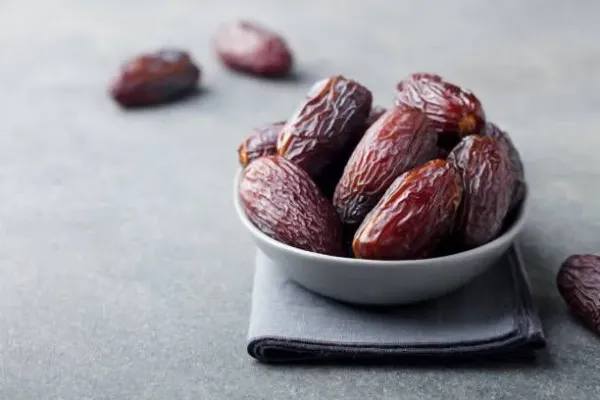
(277, 75), (372, 178)
(110, 49), (201, 108)
(483, 122), (526, 211)
(557, 254), (600, 335)
(352, 159), (462, 260)
(238, 155), (344, 256)
(447, 135), (513, 247)
(238, 121), (286, 166)
(213, 20), (293, 77)
(314, 105), (387, 199)
(333, 105), (437, 226)
(395, 72), (485, 144)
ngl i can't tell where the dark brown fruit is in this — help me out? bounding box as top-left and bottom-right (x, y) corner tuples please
(483, 122), (526, 211)
(238, 155), (344, 256)
(110, 49), (200, 108)
(277, 75), (372, 178)
(238, 121), (286, 166)
(447, 135), (513, 247)
(353, 159), (462, 260)
(313, 105), (386, 199)
(557, 254), (600, 335)
(213, 20), (293, 77)
(394, 72), (485, 145)
(333, 105), (437, 226)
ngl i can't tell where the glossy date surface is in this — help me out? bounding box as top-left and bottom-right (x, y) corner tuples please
(395, 72), (485, 145)
(483, 122), (526, 211)
(277, 75), (372, 178)
(238, 155), (344, 256)
(333, 105), (437, 226)
(238, 121), (286, 166)
(314, 105), (386, 199)
(447, 135), (513, 247)
(352, 159), (462, 260)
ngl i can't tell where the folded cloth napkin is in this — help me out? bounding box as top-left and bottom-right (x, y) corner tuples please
(247, 245), (546, 364)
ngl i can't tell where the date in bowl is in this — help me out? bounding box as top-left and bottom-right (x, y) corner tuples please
(233, 169), (529, 306)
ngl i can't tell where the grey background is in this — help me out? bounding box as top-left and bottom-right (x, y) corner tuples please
(0, 0), (599, 398)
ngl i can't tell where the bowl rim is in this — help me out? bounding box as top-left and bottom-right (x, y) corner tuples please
(233, 168), (529, 268)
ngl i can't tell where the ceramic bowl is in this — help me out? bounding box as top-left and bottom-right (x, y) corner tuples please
(234, 169), (529, 305)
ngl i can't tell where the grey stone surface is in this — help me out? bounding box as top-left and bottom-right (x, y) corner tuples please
(0, 0), (599, 398)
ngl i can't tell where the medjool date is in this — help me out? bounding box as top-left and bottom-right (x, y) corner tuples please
(483, 122), (526, 211)
(353, 159), (462, 260)
(395, 72), (485, 145)
(447, 135), (513, 247)
(333, 105), (437, 226)
(238, 121), (286, 166)
(557, 254), (600, 336)
(110, 49), (200, 108)
(238, 155), (344, 256)
(277, 75), (372, 178)
(314, 105), (386, 199)
(213, 20), (293, 77)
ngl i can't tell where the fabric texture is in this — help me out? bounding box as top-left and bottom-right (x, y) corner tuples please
(247, 245), (546, 363)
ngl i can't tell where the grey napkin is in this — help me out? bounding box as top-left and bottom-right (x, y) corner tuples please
(247, 245), (546, 364)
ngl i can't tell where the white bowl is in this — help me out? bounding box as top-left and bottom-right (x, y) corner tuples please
(233, 169), (529, 305)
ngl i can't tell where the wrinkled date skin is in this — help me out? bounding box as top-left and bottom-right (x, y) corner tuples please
(557, 254), (600, 335)
(238, 121), (286, 166)
(277, 75), (372, 178)
(483, 122), (526, 211)
(394, 72), (486, 146)
(352, 159), (462, 260)
(447, 135), (513, 247)
(333, 105), (437, 226)
(213, 20), (293, 77)
(238, 155), (344, 256)
(556, 254), (600, 334)
(110, 49), (201, 108)
(316, 105), (388, 199)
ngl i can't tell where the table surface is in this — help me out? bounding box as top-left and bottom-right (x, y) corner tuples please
(1, 0), (600, 399)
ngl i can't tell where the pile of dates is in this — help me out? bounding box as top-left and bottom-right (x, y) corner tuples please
(237, 73), (526, 260)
